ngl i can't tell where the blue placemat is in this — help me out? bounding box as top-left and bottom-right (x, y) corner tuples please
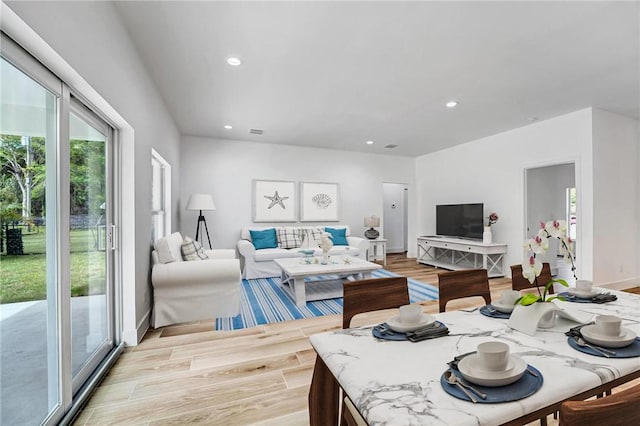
(567, 337), (640, 358)
(372, 324), (408, 341)
(480, 305), (511, 319)
(441, 365), (543, 403)
(558, 292), (592, 303)
(372, 321), (446, 341)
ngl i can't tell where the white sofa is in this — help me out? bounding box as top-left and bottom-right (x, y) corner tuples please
(237, 225), (369, 279)
(151, 232), (242, 328)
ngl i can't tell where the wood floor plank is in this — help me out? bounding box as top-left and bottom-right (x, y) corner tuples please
(147, 385), (309, 426)
(282, 363), (314, 389)
(170, 329), (304, 360)
(130, 353), (301, 400)
(104, 357), (193, 385)
(86, 372), (287, 425)
(190, 335), (312, 371)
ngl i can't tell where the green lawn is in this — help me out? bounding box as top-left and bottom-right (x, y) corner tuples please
(1, 229), (106, 304)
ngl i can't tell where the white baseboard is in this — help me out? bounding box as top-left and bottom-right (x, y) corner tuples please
(598, 277), (640, 291)
(121, 309), (151, 346)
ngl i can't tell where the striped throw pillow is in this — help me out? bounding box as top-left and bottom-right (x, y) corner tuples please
(181, 237), (209, 261)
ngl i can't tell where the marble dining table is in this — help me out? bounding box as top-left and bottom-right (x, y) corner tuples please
(308, 289), (640, 425)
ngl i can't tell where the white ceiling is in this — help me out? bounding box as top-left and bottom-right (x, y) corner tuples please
(114, 1), (639, 157)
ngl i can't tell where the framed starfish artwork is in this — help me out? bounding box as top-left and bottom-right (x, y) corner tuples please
(300, 182), (339, 222)
(252, 179), (297, 222)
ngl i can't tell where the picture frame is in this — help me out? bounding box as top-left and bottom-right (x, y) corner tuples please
(300, 182), (339, 222)
(252, 179), (297, 222)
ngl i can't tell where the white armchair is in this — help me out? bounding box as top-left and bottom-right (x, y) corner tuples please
(151, 232), (242, 328)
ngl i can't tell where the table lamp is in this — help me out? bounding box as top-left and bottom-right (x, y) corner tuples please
(186, 193), (216, 249)
(364, 215), (380, 240)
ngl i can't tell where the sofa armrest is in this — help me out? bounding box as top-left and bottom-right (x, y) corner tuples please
(237, 239), (256, 258)
(152, 258), (240, 288)
(205, 249), (236, 260)
(347, 236), (370, 257)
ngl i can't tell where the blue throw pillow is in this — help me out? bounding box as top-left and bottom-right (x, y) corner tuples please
(325, 227), (348, 246)
(250, 228), (277, 250)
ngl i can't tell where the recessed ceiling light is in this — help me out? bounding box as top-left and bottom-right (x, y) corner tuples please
(224, 125), (233, 130)
(446, 100), (459, 108)
(366, 140), (374, 145)
(226, 57), (242, 66)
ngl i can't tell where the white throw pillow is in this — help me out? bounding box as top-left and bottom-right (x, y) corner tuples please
(276, 228), (303, 249)
(154, 232), (184, 264)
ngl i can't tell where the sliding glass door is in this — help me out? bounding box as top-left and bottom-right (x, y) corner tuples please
(1, 33), (118, 425)
(0, 49), (61, 426)
(69, 101), (114, 393)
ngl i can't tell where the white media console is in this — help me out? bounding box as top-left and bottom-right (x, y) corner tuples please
(417, 236), (507, 278)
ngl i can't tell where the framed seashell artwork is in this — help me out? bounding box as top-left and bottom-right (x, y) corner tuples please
(300, 182), (339, 222)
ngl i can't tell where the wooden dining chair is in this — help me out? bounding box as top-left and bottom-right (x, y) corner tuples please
(511, 263), (554, 293)
(342, 276), (410, 329)
(559, 382), (640, 426)
(341, 396), (368, 426)
(437, 269), (491, 313)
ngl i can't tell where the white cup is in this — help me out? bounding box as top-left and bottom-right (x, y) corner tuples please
(399, 304), (422, 324)
(500, 290), (520, 306)
(576, 280), (593, 293)
(477, 341), (510, 371)
(595, 315), (622, 337)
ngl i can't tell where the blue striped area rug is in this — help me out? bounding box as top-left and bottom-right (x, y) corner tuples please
(214, 269), (438, 330)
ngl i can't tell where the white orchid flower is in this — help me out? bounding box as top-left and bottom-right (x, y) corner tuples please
(545, 220), (567, 238)
(522, 255), (542, 284)
(527, 234), (549, 254)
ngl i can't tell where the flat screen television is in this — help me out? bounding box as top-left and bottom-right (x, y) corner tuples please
(436, 203), (484, 240)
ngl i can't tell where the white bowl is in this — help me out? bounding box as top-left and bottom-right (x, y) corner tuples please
(385, 314), (436, 333)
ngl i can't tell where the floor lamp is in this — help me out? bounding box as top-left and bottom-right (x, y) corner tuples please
(186, 194), (216, 249)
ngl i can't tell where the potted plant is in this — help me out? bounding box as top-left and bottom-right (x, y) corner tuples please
(515, 220), (576, 328)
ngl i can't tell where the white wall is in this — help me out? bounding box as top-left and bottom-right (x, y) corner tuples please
(179, 137), (416, 253)
(592, 109), (639, 286)
(415, 109), (594, 279)
(5, 1), (182, 343)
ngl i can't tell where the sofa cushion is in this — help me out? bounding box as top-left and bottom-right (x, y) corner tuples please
(325, 227), (348, 246)
(181, 237), (209, 261)
(254, 247), (303, 262)
(154, 232), (184, 264)
(250, 228), (278, 249)
(276, 228), (303, 249)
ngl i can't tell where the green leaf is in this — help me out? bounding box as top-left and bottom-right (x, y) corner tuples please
(517, 293), (541, 306)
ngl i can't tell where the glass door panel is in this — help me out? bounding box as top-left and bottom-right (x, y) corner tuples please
(68, 106), (113, 391)
(0, 56), (60, 425)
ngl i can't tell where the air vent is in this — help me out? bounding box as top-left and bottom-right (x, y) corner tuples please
(384, 144), (398, 149)
(249, 129), (264, 135)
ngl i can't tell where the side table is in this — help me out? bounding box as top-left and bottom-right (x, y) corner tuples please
(367, 238), (387, 266)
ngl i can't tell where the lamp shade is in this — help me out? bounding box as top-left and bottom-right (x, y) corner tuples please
(186, 194), (216, 211)
(364, 216), (380, 228)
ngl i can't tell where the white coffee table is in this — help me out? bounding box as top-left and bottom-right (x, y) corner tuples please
(274, 257), (383, 307)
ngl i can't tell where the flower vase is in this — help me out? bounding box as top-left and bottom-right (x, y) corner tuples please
(508, 302), (559, 335)
(537, 309), (557, 329)
(483, 226), (492, 244)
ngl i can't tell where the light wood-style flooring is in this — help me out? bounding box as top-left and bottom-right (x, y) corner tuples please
(73, 254), (638, 425)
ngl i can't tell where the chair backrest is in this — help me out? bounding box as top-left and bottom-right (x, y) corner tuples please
(342, 277), (410, 329)
(559, 382), (640, 426)
(438, 269), (491, 312)
(510, 263), (554, 293)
